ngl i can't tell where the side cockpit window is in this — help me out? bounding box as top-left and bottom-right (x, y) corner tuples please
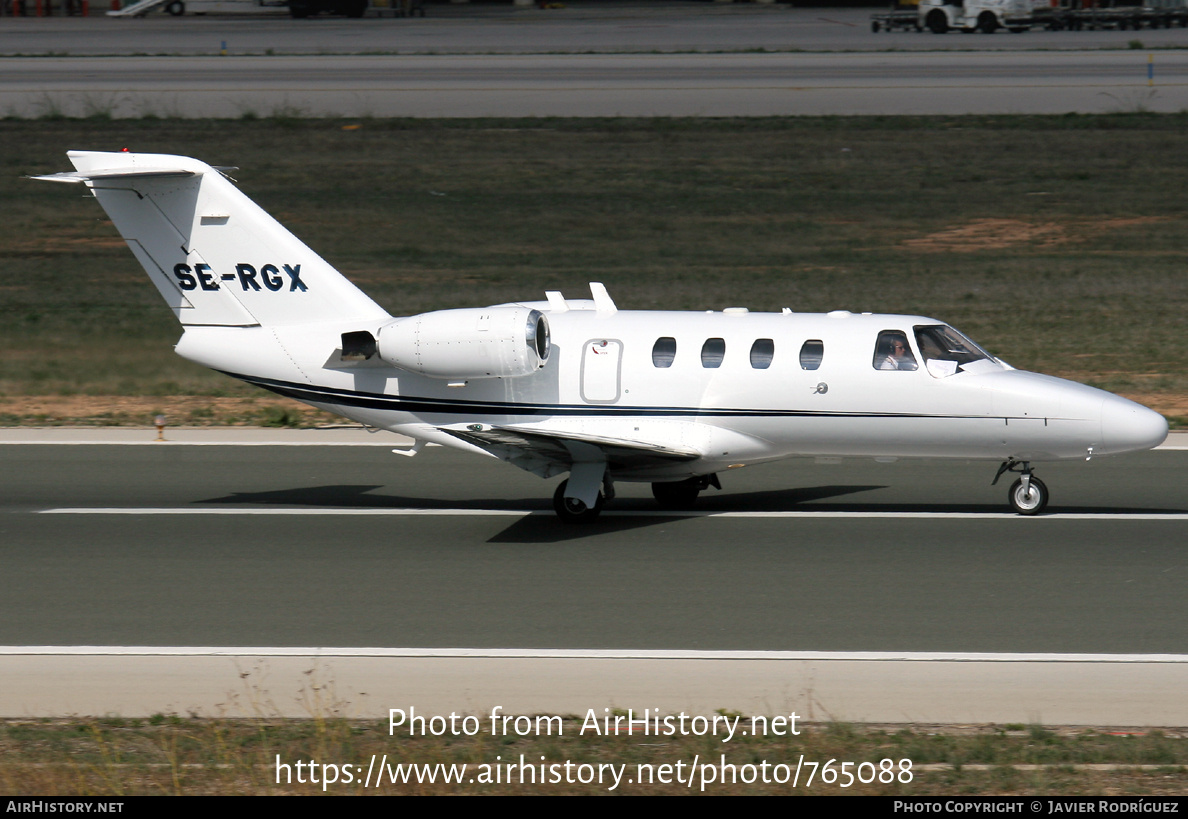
(799, 340), (824, 370)
(914, 325), (995, 378)
(652, 337), (677, 368)
(873, 331), (918, 371)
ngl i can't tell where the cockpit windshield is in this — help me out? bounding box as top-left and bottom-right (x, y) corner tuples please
(913, 325), (997, 378)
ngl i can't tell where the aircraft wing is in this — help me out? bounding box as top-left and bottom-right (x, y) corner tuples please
(440, 424), (701, 477)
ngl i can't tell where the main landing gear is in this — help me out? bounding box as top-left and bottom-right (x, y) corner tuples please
(651, 474), (722, 510)
(552, 478), (610, 524)
(992, 459), (1049, 515)
(552, 474), (723, 522)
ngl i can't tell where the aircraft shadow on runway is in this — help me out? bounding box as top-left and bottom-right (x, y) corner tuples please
(200, 484), (463, 509)
(194, 483), (1183, 543)
(195, 482), (880, 541)
(197, 482), (886, 512)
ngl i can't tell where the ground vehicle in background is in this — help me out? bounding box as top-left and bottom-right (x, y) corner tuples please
(871, 0), (1188, 32)
(107, 0), (285, 16)
(872, 0), (1034, 33)
(108, 0), (391, 17)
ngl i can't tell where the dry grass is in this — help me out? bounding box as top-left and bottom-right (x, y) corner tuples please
(1, 717), (1185, 796)
(4, 115), (1188, 420)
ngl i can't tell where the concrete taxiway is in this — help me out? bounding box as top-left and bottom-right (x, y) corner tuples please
(4, 50), (1185, 117)
(1, 428), (1185, 722)
(3, 7), (1188, 117)
(4, 5), (1188, 57)
(6, 648), (1188, 724)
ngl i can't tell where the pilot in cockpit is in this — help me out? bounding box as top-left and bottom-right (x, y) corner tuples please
(875, 331), (918, 371)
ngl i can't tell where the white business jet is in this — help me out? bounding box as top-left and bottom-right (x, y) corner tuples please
(37, 151), (1169, 522)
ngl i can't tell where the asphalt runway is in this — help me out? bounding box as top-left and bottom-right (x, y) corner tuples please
(3, 438), (1185, 652)
(4, 51), (1183, 117)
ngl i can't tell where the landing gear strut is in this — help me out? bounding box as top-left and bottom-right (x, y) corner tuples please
(993, 459), (1049, 515)
(651, 474), (721, 510)
(552, 473), (615, 524)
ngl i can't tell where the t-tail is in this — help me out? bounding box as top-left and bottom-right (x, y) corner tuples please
(35, 151), (390, 329)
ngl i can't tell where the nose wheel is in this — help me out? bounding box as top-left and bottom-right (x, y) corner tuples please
(994, 459), (1050, 515)
(1008, 475), (1048, 515)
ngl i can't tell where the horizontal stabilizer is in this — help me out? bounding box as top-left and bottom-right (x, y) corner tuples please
(33, 151), (391, 329)
(32, 168), (196, 184)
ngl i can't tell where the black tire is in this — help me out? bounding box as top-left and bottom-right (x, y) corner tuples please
(165, 0), (184, 14)
(871, 20), (880, 33)
(652, 478), (702, 510)
(978, 12), (998, 33)
(342, 0), (367, 16)
(1008, 476), (1048, 516)
(927, 10), (949, 34)
(553, 480), (604, 524)
(289, 0), (312, 17)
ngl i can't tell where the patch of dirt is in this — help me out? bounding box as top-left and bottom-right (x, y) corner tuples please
(903, 216), (1165, 252)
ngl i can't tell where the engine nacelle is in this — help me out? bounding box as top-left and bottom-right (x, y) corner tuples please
(376, 306), (550, 379)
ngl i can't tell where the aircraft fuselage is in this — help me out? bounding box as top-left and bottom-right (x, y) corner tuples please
(175, 303), (1168, 484)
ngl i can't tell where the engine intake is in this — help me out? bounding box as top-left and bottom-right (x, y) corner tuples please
(376, 306), (550, 379)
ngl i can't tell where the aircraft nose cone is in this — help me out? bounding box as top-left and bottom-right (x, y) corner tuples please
(1100, 395), (1168, 455)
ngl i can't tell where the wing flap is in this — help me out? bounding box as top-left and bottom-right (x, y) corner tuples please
(441, 424), (701, 474)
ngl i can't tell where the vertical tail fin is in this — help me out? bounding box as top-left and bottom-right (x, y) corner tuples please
(36, 151), (390, 328)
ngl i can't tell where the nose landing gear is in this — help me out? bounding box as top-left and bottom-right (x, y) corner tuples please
(993, 459), (1049, 515)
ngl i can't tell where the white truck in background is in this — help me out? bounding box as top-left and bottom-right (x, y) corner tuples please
(872, 0), (1035, 33)
(920, 0), (1035, 31)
